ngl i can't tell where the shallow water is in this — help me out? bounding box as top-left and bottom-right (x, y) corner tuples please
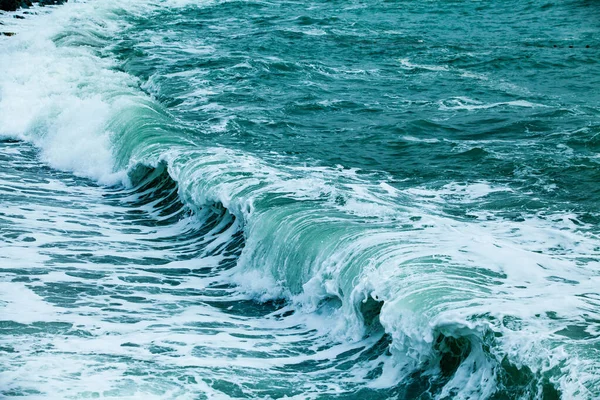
(1, 1), (599, 398)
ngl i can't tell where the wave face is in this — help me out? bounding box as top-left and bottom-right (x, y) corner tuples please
(1, 1), (600, 398)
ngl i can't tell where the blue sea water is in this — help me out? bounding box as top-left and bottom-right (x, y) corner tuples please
(0, 0), (599, 398)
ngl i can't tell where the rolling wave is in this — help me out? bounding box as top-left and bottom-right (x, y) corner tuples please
(1, 1), (599, 398)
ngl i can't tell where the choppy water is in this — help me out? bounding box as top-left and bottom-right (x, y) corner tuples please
(1, 1), (599, 398)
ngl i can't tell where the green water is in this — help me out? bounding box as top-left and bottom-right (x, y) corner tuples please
(0, 0), (599, 398)
(121, 0), (600, 211)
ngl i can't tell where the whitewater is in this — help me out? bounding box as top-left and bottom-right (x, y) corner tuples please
(1, 0), (599, 398)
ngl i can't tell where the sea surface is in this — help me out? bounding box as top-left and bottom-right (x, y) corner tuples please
(1, 1), (599, 398)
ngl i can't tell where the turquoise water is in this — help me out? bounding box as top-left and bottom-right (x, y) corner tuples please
(0, 0), (599, 398)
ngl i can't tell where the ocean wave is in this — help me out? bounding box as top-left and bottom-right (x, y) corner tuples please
(1, 1), (600, 398)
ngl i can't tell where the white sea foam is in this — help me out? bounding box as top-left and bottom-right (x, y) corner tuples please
(0, 3), (139, 184)
(398, 58), (449, 72)
(438, 96), (548, 111)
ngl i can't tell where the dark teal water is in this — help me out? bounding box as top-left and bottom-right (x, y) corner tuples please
(122, 0), (600, 210)
(0, 1), (599, 398)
